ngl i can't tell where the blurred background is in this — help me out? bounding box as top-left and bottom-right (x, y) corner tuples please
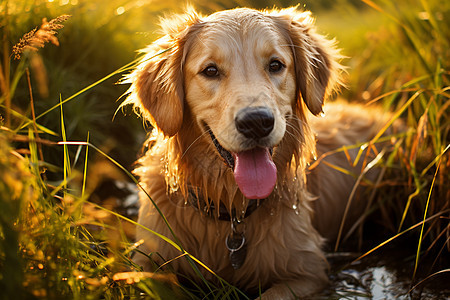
(1, 0), (449, 298)
(6, 0), (445, 170)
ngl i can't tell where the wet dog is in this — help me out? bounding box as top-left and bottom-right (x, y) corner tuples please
(125, 7), (391, 298)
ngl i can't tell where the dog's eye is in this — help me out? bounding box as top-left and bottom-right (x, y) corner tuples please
(202, 65), (219, 78)
(268, 60), (285, 73)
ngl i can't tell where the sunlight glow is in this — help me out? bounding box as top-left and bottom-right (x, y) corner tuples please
(116, 6), (125, 15)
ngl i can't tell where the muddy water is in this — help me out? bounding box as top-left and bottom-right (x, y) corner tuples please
(320, 247), (449, 299)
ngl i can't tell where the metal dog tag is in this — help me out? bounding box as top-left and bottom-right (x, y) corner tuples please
(226, 233), (247, 270)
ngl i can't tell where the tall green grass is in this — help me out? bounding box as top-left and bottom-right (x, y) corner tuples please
(0, 0), (449, 299)
(355, 0), (448, 254)
(320, 0), (449, 285)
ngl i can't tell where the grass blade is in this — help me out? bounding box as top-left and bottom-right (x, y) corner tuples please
(60, 95), (70, 193)
(413, 144), (449, 279)
(81, 132), (89, 198)
(352, 209), (449, 264)
(334, 149), (385, 251)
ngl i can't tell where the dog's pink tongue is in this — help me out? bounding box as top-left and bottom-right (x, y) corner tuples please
(233, 148), (277, 199)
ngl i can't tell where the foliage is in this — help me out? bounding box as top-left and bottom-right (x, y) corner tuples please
(351, 0), (448, 250)
(0, 0), (448, 299)
(318, 0), (449, 285)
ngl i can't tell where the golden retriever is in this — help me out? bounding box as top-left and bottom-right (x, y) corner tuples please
(125, 6), (392, 299)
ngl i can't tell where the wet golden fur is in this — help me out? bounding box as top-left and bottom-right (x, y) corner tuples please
(125, 7), (391, 299)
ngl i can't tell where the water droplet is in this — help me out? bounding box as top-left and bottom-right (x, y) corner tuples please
(168, 175), (179, 192)
(133, 239), (144, 248)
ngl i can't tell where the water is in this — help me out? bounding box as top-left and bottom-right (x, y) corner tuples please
(321, 248), (450, 300)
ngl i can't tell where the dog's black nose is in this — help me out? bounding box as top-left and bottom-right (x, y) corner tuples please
(235, 107), (274, 139)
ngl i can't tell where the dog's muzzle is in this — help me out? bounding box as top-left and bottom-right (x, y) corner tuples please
(207, 106), (278, 200)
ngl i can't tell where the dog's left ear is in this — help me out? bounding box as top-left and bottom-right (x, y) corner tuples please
(271, 8), (342, 115)
(125, 10), (202, 136)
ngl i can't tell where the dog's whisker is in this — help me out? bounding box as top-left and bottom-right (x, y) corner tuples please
(285, 121), (302, 136)
(284, 127), (304, 146)
(180, 129), (210, 160)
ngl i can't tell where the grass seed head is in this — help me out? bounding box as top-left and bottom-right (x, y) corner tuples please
(12, 15), (71, 60)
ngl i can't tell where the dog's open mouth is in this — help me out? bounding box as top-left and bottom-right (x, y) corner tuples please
(207, 128), (277, 200)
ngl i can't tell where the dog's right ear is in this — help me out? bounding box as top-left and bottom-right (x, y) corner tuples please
(125, 11), (202, 137)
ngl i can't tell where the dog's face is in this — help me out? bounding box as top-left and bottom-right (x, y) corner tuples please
(184, 9), (296, 154)
(127, 7), (341, 200)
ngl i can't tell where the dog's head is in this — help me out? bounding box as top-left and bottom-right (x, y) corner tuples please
(126, 7), (342, 200)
